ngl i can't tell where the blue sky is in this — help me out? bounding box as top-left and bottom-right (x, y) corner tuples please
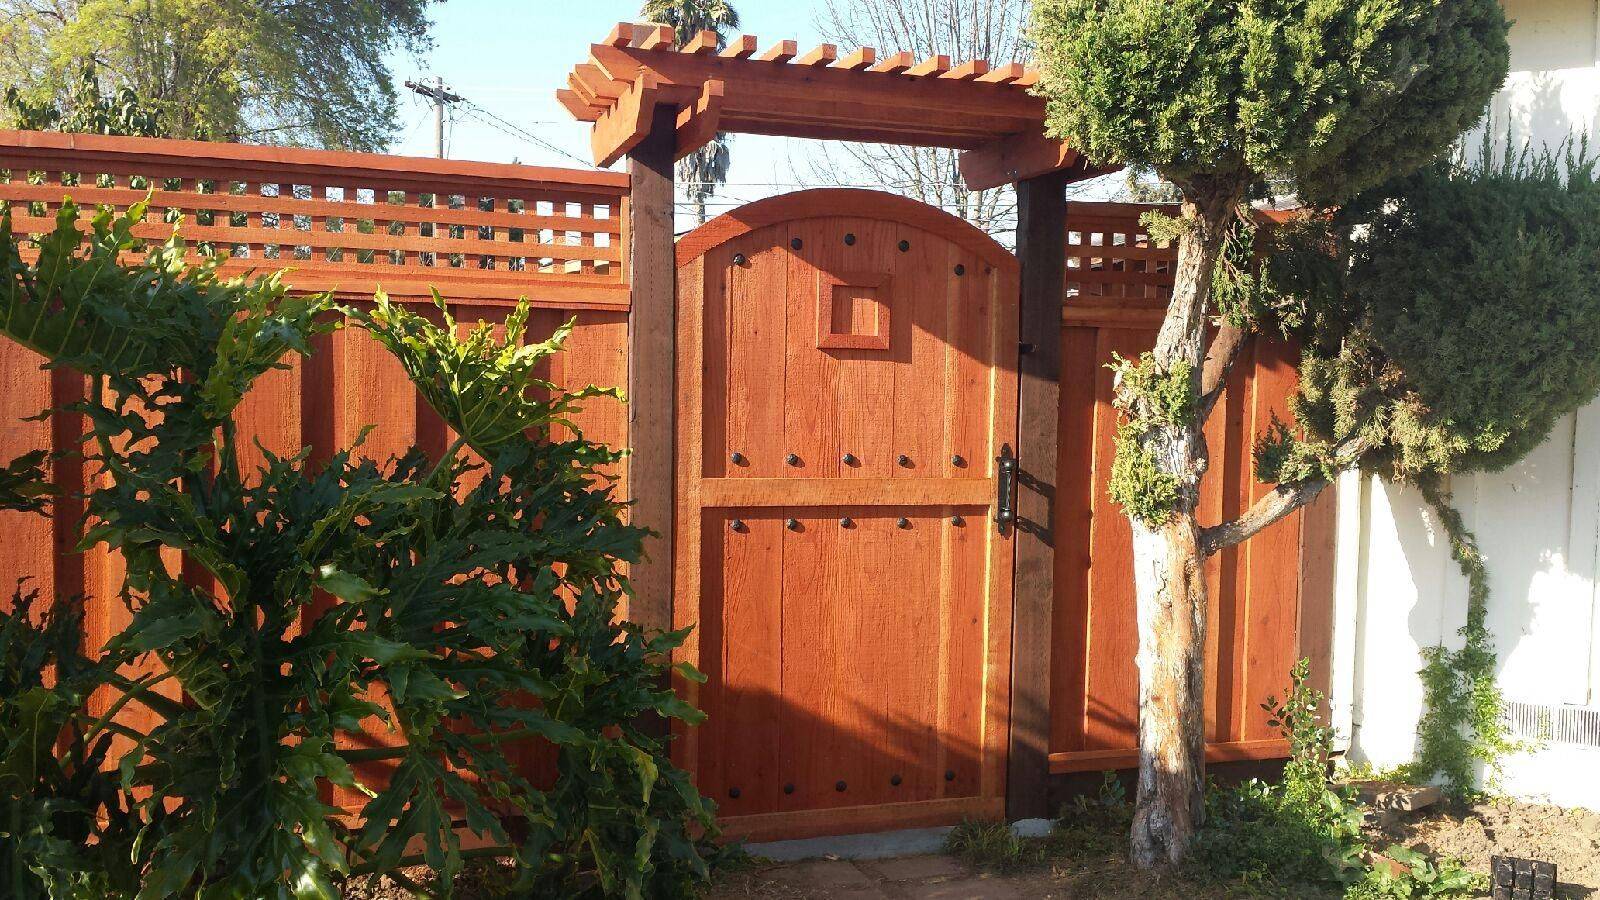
(383, 0), (833, 219)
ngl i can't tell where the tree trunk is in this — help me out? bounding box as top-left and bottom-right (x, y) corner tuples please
(1127, 191), (1235, 869)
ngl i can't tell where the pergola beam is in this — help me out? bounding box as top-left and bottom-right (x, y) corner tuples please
(558, 23), (1100, 188)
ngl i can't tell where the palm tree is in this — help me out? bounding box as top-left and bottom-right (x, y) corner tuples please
(640, 0), (740, 224)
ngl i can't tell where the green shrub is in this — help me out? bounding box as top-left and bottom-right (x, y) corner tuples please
(1189, 661), (1481, 899)
(0, 199), (719, 897)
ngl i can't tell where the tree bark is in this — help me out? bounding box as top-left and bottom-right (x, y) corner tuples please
(1127, 190), (1236, 869)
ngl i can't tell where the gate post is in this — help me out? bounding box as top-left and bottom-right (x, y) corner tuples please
(1008, 169), (1069, 820)
(625, 105), (680, 636)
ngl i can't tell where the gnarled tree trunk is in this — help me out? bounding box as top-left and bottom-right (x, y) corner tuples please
(1127, 191), (1234, 868)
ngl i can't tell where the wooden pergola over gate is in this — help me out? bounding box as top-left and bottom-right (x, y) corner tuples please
(558, 22), (1097, 827)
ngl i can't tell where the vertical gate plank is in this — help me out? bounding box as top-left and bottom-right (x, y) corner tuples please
(1008, 170), (1068, 820)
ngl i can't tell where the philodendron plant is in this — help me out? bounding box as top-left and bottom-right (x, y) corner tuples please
(0, 199), (718, 899)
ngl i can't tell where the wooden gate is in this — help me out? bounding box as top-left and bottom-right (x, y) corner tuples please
(672, 190), (1019, 842)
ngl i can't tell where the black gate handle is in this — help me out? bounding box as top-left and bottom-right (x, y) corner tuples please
(995, 445), (1018, 532)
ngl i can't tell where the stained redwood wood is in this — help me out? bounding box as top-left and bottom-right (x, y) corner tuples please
(1009, 170), (1068, 819)
(623, 105), (677, 636)
(0, 341), (52, 607)
(0, 131), (634, 817)
(1048, 203), (1328, 775)
(1049, 327), (1099, 756)
(0, 131), (631, 310)
(1049, 738), (1290, 774)
(675, 189), (1018, 840)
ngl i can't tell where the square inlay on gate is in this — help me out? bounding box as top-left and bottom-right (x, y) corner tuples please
(817, 271), (892, 351)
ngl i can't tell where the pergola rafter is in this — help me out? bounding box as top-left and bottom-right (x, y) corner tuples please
(557, 22), (1096, 189)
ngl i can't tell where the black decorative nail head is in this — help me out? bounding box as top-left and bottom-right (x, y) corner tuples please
(730, 519), (745, 532)
(786, 518), (800, 531)
(835, 780), (847, 792)
(731, 252), (747, 265)
(728, 787), (741, 799)
(839, 517), (853, 528)
(897, 239), (910, 252)
(897, 454), (911, 467)
(954, 264), (965, 276)
(786, 452), (801, 466)
(897, 517), (911, 529)
(730, 451), (746, 465)
(843, 232), (856, 245)
(790, 237), (803, 250)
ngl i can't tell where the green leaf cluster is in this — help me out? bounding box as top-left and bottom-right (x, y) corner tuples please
(1190, 661), (1484, 898)
(1106, 353), (1194, 526)
(1031, 0), (1510, 207)
(0, 199), (720, 897)
(0, 0), (433, 150)
(1276, 145), (1600, 482)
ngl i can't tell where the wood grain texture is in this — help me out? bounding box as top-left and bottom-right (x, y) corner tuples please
(674, 191), (1018, 840)
(0, 130), (630, 309)
(1008, 171), (1068, 820)
(1049, 204), (1326, 773)
(623, 105), (678, 635)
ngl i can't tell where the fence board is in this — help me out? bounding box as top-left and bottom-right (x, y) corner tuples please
(1049, 202), (1307, 773)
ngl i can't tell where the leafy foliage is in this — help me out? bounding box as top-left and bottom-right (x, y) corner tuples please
(1030, 0), (1510, 207)
(1273, 145), (1600, 482)
(0, 0), (434, 150)
(0, 585), (143, 900)
(1189, 661), (1484, 898)
(0, 200), (719, 897)
(1107, 353), (1194, 526)
(3, 61), (166, 137)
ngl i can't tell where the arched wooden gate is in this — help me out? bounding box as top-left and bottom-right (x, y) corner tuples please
(672, 190), (1020, 842)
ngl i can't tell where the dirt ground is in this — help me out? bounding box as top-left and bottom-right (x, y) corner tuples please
(1373, 798), (1600, 898)
(334, 796), (1600, 898)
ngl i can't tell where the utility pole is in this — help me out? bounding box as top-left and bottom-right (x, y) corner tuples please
(404, 76), (464, 158)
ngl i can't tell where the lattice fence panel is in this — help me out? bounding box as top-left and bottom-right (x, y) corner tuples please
(0, 131), (630, 309)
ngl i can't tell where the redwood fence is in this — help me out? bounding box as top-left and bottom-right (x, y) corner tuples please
(0, 131), (1330, 839)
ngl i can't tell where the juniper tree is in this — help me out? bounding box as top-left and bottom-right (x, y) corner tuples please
(1030, 0), (1511, 868)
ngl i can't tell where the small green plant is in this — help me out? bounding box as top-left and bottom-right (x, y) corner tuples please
(1346, 847), (1486, 899)
(1190, 661), (1482, 899)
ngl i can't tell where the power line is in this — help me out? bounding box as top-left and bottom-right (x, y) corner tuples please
(455, 100), (589, 166)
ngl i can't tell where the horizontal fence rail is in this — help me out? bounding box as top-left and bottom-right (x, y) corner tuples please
(0, 130), (632, 309)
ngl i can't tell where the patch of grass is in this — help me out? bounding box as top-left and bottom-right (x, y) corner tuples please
(943, 820), (1054, 873)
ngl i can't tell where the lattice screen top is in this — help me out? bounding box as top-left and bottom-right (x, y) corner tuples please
(559, 21), (1066, 175)
(0, 130), (632, 310)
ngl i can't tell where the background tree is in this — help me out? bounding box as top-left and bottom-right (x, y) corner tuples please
(3, 60), (165, 136)
(813, 0), (1029, 237)
(1030, 0), (1511, 868)
(641, 0), (739, 225)
(0, 0), (435, 151)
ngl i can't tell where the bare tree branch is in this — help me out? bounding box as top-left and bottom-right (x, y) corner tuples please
(1197, 322), (1247, 422)
(1199, 435), (1373, 555)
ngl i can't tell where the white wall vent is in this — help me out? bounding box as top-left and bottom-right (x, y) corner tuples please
(1503, 700), (1600, 750)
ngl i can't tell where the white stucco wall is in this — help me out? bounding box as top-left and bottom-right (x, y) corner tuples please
(1337, 0), (1600, 809)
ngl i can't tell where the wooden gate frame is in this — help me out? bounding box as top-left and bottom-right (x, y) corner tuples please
(669, 188), (1021, 840)
(563, 22), (1094, 822)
